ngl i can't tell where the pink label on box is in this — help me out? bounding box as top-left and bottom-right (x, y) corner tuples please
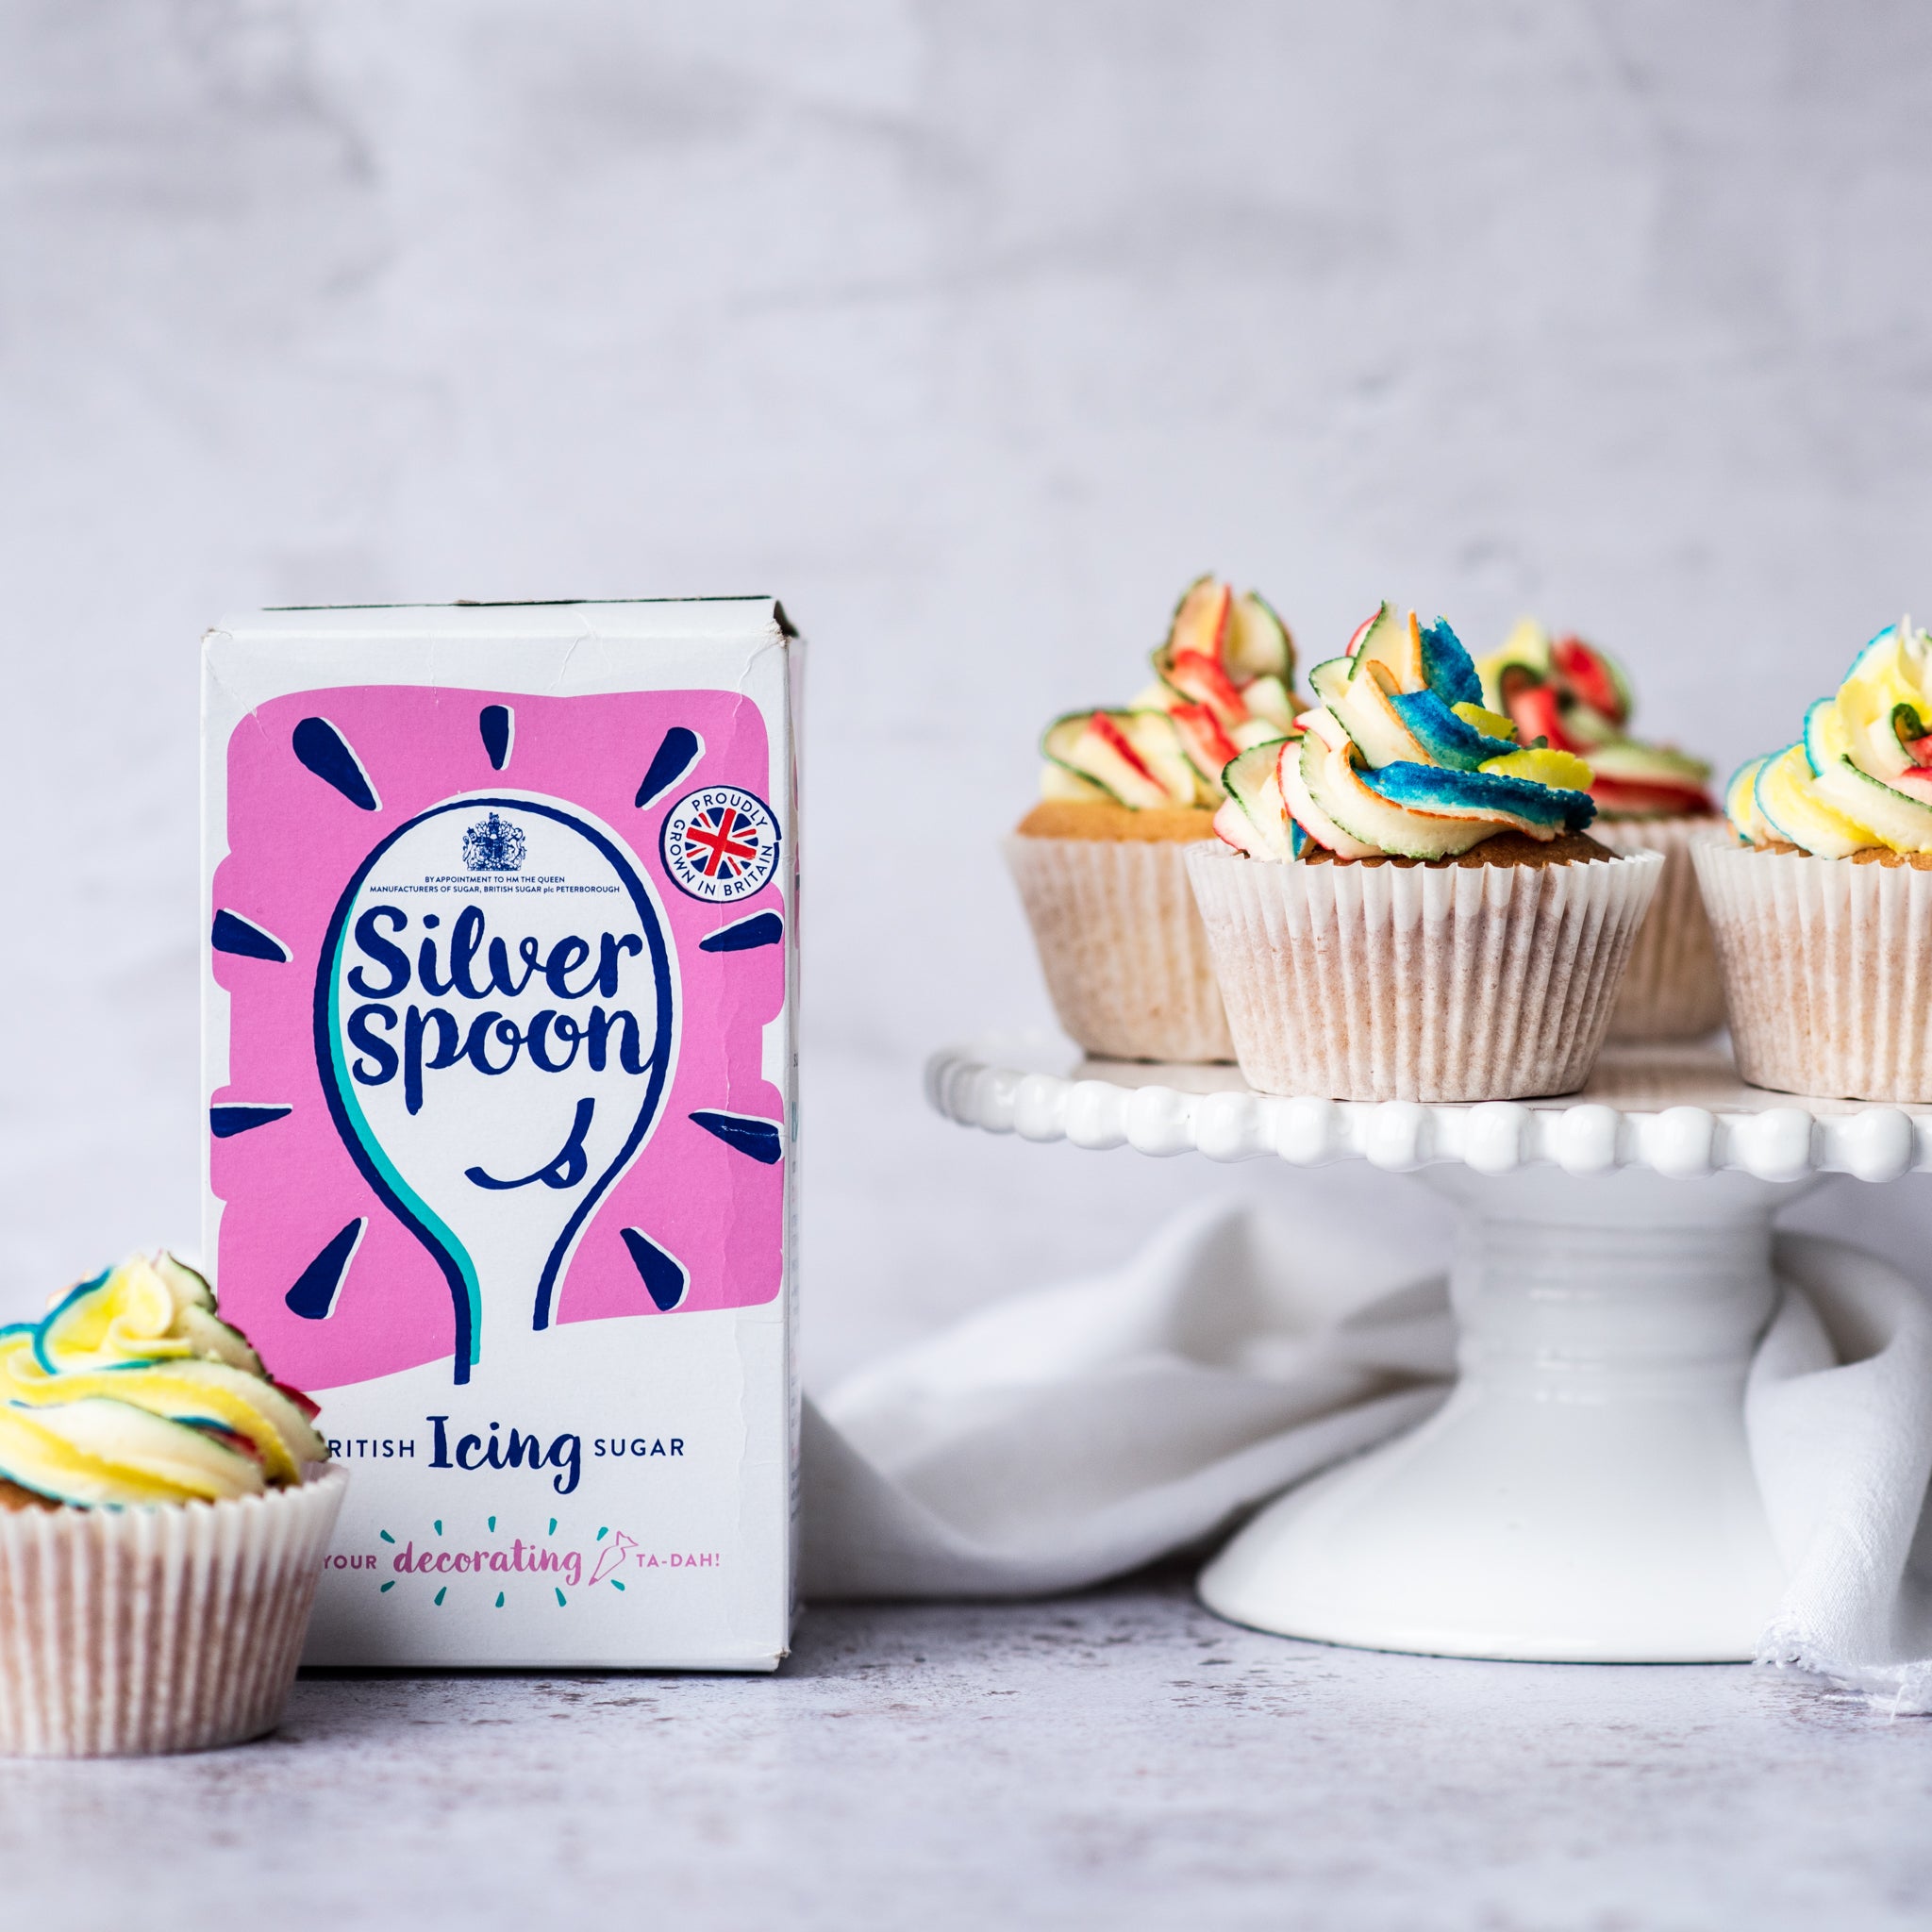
(211, 685), (787, 1392)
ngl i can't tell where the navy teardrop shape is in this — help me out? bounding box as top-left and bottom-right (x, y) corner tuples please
(211, 909), (291, 962)
(620, 1227), (690, 1311)
(635, 726), (703, 809)
(698, 911), (784, 954)
(689, 1110), (783, 1165)
(292, 718), (379, 810)
(479, 704), (513, 771)
(286, 1218), (365, 1320)
(210, 1104), (292, 1139)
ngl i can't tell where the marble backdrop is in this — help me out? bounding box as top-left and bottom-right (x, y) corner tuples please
(2, 1), (1929, 1377)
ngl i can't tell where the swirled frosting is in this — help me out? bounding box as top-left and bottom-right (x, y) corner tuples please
(1215, 603), (1597, 861)
(1038, 575), (1304, 809)
(1476, 621), (1714, 817)
(0, 1253), (327, 1507)
(1727, 617), (1932, 856)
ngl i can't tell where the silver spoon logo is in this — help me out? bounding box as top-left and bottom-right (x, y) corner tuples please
(313, 796), (678, 1383)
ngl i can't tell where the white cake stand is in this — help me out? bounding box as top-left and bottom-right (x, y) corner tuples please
(926, 1035), (1932, 1664)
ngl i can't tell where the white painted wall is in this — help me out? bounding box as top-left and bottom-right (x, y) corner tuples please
(3, 1), (1928, 1374)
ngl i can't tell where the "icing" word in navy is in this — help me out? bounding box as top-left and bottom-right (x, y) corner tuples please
(426, 1414), (582, 1495)
(342, 905), (647, 1114)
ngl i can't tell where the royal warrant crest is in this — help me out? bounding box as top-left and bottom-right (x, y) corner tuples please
(461, 810), (526, 873)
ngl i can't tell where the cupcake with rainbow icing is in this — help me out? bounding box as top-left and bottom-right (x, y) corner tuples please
(1008, 575), (1304, 1061)
(0, 1252), (341, 1756)
(1698, 617), (1932, 1099)
(1191, 603), (1660, 1101)
(1478, 621), (1724, 1041)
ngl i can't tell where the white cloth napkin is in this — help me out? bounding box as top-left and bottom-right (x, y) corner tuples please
(802, 1204), (1932, 1708)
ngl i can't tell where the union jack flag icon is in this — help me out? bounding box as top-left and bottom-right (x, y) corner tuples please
(660, 784), (780, 903)
(679, 803), (762, 880)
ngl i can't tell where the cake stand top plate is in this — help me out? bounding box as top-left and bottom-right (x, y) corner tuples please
(925, 1035), (1932, 1183)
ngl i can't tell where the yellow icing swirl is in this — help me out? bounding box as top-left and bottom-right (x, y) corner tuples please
(1727, 619), (1932, 856)
(0, 1253), (327, 1507)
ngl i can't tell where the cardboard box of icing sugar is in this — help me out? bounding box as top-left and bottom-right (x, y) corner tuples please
(201, 599), (799, 1669)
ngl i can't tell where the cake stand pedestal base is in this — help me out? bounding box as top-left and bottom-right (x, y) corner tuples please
(1199, 1166), (1803, 1662)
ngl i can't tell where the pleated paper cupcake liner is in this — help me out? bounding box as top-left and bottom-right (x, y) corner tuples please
(1693, 841), (1932, 1101)
(1005, 834), (1235, 1062)
(0, 1465), (347, 1757)
(1185, 844), (1662, 1102)
(1591, 816), (1729, 1042)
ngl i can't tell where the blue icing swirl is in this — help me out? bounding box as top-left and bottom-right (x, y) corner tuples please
(1264, 604), (1599, 861)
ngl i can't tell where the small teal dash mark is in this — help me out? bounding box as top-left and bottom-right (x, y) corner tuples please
(548, 1517), (558, 1535)
(596, 1525), (608, 1541)
(555, 1589), (567, 1607)
(488, 1515), (496, 1532)
(434, 1520), (443, 1536)
(380, 1580), (395, 1593)
(434, 1588), (447, 1607)
(378, 1529), (395, 1544)
(495, 1591), (506, 1608)
(610, 1579), (626, 1592)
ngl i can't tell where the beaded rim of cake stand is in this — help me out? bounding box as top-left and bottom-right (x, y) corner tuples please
(925, 1042), (1932, 1183)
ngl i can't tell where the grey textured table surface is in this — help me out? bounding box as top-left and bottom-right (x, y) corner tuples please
(4, 1569), (1925, 1932)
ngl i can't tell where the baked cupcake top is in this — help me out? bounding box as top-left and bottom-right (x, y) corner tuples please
(1215, 603), (1598, 862)
(1477, 621), (1714, 818)
(1034, 575), (1303, 811)
(0, 1253), (327, 1507)
(1727, 617), (1932, 858)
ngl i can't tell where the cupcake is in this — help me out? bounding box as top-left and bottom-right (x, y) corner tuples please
(0, 1252), (341, 1757)
(1191, 602), (1661, 1101)
(1696, 617), (1932, 1101)
(1008, 575), (1304, 1060)
(1478, 621), (1723, 1041)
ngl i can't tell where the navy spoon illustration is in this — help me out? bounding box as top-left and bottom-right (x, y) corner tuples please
(314, 794), (677, 1382)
